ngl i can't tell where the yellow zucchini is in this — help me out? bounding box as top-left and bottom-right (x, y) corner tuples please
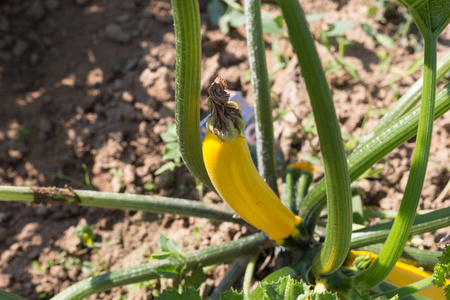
(203, 77), (302, 243)
(203, 131), (301, 242)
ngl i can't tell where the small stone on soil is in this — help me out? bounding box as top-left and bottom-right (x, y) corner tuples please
(105, 24), (131, 44)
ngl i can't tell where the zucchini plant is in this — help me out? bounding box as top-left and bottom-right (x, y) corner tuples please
(0, 0), (449, 299)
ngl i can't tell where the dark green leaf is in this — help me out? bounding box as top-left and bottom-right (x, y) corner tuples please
(184, 264), (205, 289)
(207, 0), (226, 26)
(153, 265), (181, 279)
(398, 0), (449, 35)
(220, 289), (244, 300)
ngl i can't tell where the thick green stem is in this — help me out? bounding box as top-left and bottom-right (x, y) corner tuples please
(300, 83), (450, 231)
(0, 186), (245, 224)
(295, 170), (313, 215)
(278, 0), (352, 277)
(244, 0), (279, 194)
(52, 233), (271, 300)
(281, 166), (300, 212)
(374, 276), (434, 299)
(172, 0), (214, 190)
(353, 37), (438, 288)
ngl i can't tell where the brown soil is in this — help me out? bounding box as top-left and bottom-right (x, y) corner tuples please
(0, 0), (449, 299)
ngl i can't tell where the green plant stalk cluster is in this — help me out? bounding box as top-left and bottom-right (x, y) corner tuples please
(244, 0), (279, 194)
(278, 0), (352, 277)
(51, 233), (270, 300)
(350, 207), (450, 249)
(250, 206), (450, 298)
(300, 83), (450, 231)
(0, 186), (244, 224)
(359, 243), (443, 269)
(353, 36), (438, 288)
(172, 0), (215, 191)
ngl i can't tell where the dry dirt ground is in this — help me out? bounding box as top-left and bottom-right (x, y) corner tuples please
(0, 0), (449, 299)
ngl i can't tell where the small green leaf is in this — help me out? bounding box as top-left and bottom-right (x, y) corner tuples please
(32, 261), (46, 274)
(375, 34), (395, 48)
(342, 59), (360, 79)
(261, 13), (284, 36)
(160, 123), (178, 143)
(273, 109), (292, 122)
(325, 61), (343, 75)
(325, 20), (354, 37)
(219, 12), (231, 34)
(228, 9), (246, 28)
(162, 142), (182, 161)
(155, 161), (182, 175)
(159, 232), (182, 253)
(184, 264), (205, 289)
(149, 251), (175, 260)
(220, 289), (244, 300)
(81, 261), (98, 276)
(361, 23), (377, 36)
(144, 182), (155, 191)
(156, 287), (202, 300)
(306, 13), (326, 22)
